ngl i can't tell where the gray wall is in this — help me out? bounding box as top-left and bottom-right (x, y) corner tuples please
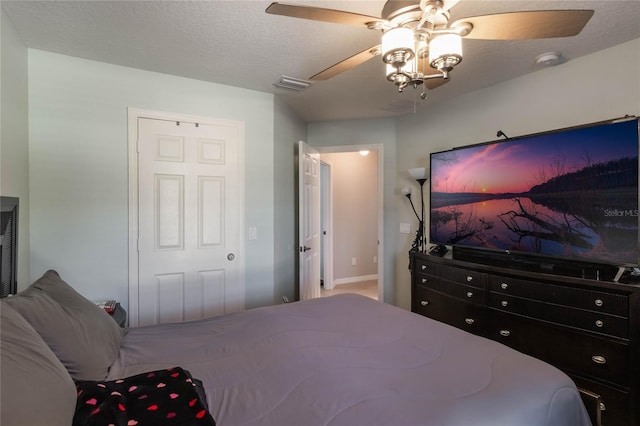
(273, 96), (306, 304)
(394, 38), (640, 309)
(1, 9), (30, 290)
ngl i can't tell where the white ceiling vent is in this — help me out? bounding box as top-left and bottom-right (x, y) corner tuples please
(274, 75), (312, 91)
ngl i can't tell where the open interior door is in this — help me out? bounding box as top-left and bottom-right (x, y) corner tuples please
(298, 141), (321, 300)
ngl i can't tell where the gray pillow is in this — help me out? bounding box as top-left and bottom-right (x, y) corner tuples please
(0, 301), (76, 426)
(5, 270), (124, 380)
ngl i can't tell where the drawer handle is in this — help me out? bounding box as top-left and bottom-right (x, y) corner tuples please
(421, 278), (428, 284)
(499, 330), (511, 337)
(421, 300), (429, 306)
(501, 300), (508, 307)
(465, 318), (475, 325)
(595, 320), (603, 328)
(466, 276), (473, 282)
(594, 299), (603, 307)
(421, 265), (427, 271)
(501, 282), (508, 290)
(591, 355), (607, 365)
(466, 291), (473, 298)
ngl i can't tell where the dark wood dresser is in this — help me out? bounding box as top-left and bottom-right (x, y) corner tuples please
(410, 251), (640, 426)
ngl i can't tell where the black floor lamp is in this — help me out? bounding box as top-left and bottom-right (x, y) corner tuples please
(403, 167), (428, 253)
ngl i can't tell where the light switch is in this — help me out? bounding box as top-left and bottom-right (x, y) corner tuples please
(249, 227), (257, 240)
(400, 223), (411, 234)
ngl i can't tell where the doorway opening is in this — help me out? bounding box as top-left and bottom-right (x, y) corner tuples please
(317, 145), (383, 301)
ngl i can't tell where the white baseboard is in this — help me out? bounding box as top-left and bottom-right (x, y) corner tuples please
(333, 274), (378, 286)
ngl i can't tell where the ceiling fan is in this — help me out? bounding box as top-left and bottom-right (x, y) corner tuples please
(266, 0), (594, 95)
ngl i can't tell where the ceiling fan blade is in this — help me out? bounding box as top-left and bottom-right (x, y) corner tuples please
(453, 10), (594, 40)
(266, 2), (383, 27)
(310, 45), (381, 81)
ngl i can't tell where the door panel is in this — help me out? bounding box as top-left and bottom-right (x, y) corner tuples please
(156, 175), (184, 249)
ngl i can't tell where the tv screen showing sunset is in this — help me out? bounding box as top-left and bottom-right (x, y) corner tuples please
(430, 119), (639, 265)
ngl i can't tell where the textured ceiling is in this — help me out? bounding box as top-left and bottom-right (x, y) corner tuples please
(3, 0), (639, 122)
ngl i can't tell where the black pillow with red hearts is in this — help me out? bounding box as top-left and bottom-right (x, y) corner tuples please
(73, 367), (215, 426)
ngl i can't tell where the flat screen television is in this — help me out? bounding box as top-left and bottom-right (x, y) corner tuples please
(429, 117), (639, 271)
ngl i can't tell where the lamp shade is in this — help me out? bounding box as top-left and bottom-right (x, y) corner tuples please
(381, 27), (415, 65)
(408, 167), (428, 180)
(401, 186), (412, 196)
(429, 34), (462, 70)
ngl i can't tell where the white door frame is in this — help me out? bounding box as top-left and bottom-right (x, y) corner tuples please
(317, 144), (384, 302)
(127, 107), (245, 326)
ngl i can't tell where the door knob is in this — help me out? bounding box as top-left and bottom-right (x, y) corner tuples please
(299, 246), (311, 252)
(227, 253), (235, 261)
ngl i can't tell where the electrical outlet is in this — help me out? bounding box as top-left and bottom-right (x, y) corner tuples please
(352, 257), (357, 266)
(400, 223), (411, 234)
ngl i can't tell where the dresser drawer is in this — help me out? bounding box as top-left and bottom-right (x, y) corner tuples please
(489, 293), (628, 339)
(489, 311), (629, 386)
(417, 274), (486, 305)
(489, 275), (628, 317)
(415, 261), (486, 290)
(414, 287), (487, 336)
(572, 376), (630, 426)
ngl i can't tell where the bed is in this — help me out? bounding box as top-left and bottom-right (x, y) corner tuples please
(1, 270), (591, 426)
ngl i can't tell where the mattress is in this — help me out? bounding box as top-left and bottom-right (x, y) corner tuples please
(108, 293), (591, 425)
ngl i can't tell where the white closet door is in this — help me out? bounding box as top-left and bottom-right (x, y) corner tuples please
(135, 117), (243, 326)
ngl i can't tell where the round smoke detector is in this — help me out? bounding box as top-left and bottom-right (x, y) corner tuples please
(536, 51), (562, 67)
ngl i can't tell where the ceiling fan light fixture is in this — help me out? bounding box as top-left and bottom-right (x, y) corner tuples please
(385, 63), (397, 81)
(429, 33), (462, 71)
(385, 56), (414, 91)
(381, 27), (415, 66)
(385, 58), (413, 81)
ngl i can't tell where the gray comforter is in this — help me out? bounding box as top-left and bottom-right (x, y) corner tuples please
(108, 294), (591, 426)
